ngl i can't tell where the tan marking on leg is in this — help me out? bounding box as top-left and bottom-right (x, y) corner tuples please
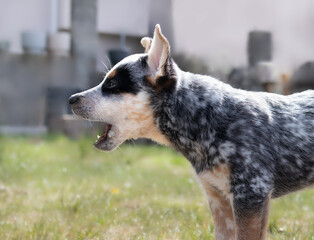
(206, 187), (235, 240)
(198, 164), (231, 196)
(235, 192), (271, 240)
(197, 165), (235, 240)
(236, 216), (263, 240)
(260, 192), (271, 240)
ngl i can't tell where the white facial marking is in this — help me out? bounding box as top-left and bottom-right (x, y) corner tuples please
(113, 53), (146, 70)
(74, 84), (170, 150)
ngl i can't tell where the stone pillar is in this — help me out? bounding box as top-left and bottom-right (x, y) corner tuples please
(248, 31), (272, 67)
(71, 0), (97, 89)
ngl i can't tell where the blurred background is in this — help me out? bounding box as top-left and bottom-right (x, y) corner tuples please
(0, 0), (314, 136)
(0, 1), (314, 239)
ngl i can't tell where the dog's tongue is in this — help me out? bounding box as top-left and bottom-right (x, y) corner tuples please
(94, 124), (112, 146)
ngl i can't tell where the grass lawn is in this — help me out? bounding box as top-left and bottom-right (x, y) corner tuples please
(0, 135), (313, 240)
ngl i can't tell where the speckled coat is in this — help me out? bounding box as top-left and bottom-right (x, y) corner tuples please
(70, 25), (314, 240)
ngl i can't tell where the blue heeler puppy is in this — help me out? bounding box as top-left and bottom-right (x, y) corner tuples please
(69, 25), (314, 240)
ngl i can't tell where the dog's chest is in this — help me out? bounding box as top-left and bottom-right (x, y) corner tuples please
(197, 164), (231, 199)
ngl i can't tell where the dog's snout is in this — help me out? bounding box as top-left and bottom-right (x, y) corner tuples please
(69, 95), (80, 105)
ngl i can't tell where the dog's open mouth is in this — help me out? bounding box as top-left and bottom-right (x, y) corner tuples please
(94, 123), (112, 148)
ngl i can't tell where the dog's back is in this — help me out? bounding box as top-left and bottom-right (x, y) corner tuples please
(268, 90), (314, 196)
(157, 72), (314, 199)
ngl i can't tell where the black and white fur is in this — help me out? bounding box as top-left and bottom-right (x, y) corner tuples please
(69, 25), (314, 240)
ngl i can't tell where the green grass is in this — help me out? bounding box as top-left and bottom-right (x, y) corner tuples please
(0, 135), (313, 240)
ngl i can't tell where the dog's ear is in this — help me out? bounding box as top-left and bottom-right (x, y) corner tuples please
(147, 24), (170, 79)
(140, 37), (152, 53)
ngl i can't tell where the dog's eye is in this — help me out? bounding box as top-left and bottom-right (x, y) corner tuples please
(106, 79), (118, 89)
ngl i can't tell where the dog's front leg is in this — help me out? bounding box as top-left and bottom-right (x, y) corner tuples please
(233, 192), (271, 240)
(206, 186), (236, 240)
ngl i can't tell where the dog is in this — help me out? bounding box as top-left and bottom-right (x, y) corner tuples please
(69, 25), (314, 240)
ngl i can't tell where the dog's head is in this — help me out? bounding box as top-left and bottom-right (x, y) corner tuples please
(69, 25), (176, 151)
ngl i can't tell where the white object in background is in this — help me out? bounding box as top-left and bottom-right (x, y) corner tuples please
(22, 31), (47, 55)
(255, 62), (275, 84)
(0, 40), (10, 52)
(48, 32), (71, 56)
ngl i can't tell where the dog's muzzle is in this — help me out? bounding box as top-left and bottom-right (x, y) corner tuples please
(69, 94), (80, 105)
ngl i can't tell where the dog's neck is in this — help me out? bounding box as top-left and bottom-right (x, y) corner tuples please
(151, 69), (235, 172)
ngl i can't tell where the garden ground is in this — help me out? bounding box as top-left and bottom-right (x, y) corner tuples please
(0, 135), (313, 239)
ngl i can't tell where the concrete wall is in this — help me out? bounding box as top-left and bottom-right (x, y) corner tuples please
(0, 0), (51, 53)
(0, 0), (151, 74)
(58, 0), (151, 36)
(98, 0), (150, 36)
(172, 0), (314, 73)
(1, 0), (313, 128)
(0, 54), (77, 126)
(2, 0), (313, 74)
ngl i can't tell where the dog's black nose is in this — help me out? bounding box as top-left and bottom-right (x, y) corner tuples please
(69, 95), (80, 105)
